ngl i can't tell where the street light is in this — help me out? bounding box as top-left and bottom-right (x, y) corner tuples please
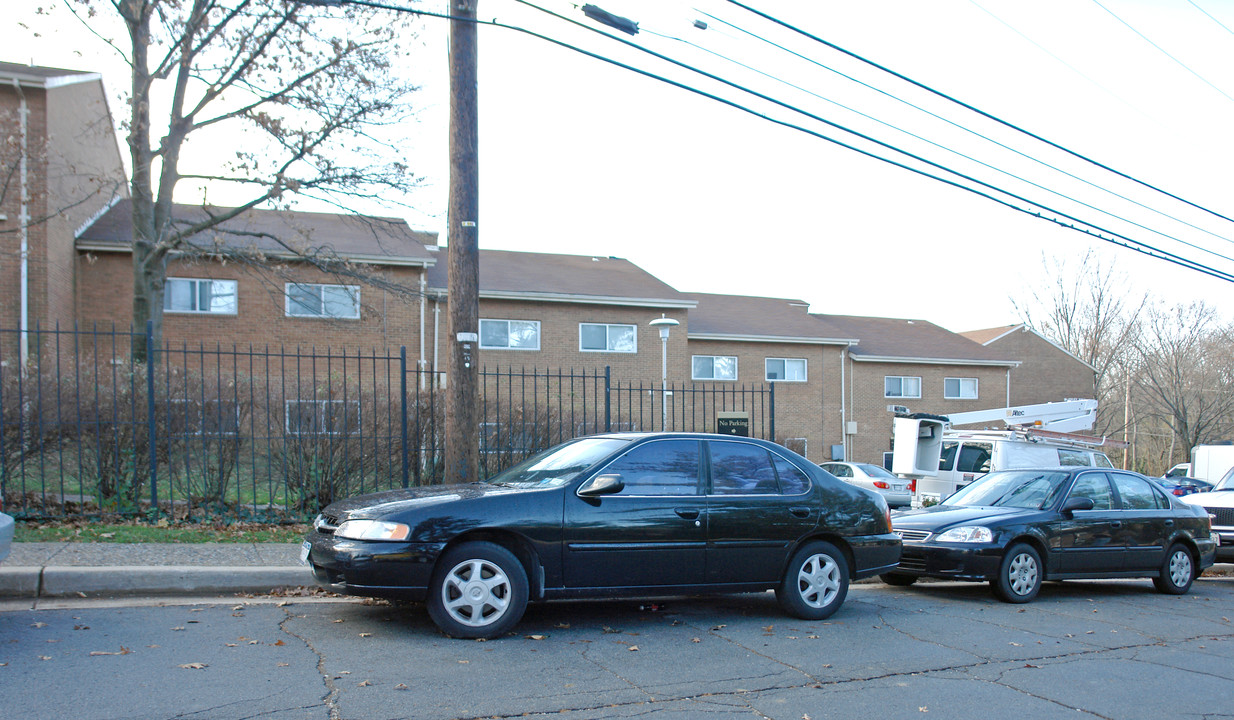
(649, 315), (679, 431)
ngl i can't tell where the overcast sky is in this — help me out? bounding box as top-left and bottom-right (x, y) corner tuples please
(12, 0), (1234, 332)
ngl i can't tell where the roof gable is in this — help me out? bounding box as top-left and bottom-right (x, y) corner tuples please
(819, 314), (1018, 366)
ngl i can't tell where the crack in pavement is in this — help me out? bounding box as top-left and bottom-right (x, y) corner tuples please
(279, 606), (341, 720)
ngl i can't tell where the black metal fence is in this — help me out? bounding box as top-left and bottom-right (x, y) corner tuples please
(1, 324), (774, 520)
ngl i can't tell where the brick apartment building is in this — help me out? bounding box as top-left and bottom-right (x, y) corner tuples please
(0, 61), (1098, 467)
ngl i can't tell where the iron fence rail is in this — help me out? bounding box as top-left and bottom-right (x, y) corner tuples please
(0, 323), (773, 520)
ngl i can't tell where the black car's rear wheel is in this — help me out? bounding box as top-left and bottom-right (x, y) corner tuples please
(880, 572), (918, 587)
(992, 543), (1041, 603)
(427, 541), (528, 639)
(776, 541), (849, 620)
(1153, 543), (1194, 595)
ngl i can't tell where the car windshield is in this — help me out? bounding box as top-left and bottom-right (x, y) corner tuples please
(942, 470), (1071, 510)
(483, 437), (631, 489)
(1216, 466), (1234, 492)
(858, 464), (897, 479)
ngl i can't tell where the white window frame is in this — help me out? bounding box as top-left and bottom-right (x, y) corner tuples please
(578, 323), (637, 353)
(944, 377), (979, 399)
(479, 319), (541, 351)
(284, 399), (361, 436)
(765, 358), (807, 382)
(164, 277), (238, 315)
(284, 283), (360, 319)
(884, 375), (922, 399)
(692, 355), (739, 381)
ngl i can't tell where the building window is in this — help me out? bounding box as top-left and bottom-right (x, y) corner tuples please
(693, 355), (738, 381)
(480, 319), (540, 350)
(164, 278), (237, 315)
(285, 283), (360, 319)
(766, 358), (806, 382)
(285, 399), (360, 435)
(884, 376), (921, 398)
(579, 323), (636, 353)
(944, 377), (978, 399)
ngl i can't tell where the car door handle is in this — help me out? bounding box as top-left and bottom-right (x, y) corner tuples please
(789, 506), (812, 518)
(1111, 521), (1122, 529)
(675, 508), (700, 520)
(1163, 519), (1174, 527)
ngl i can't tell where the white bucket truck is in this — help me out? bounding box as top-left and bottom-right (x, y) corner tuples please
(891, 400), (1125, 506)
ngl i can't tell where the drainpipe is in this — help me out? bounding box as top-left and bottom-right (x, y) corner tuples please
(15, 79), (30, 373)
(1006, 367), (1011, 407)
(840, 346), (848, 462)
(431, 293), (441, 389)
(418, 273), (426, 372)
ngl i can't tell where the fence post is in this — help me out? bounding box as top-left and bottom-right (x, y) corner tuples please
(146, 320), (158, 518)
(400, 347), (410, 489)
(604, 366), (611, 433)
(768, 382), (775, 441)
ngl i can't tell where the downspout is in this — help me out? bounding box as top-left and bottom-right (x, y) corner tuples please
(431, 292), (441, 388)
(15, 79), (30, 373)
(839, 346), (848, 462)
(418, 273), (426, 373)
(1006, 367), (1011, 407)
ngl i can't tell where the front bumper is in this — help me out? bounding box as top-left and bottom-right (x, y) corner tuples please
(1214, 529), (1234, 562)
(305, 532), (446, 600)
(895, 542), (1005, 581)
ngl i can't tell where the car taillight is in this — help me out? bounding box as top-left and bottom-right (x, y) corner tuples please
(908, 479), (916, 494)
(874, 481), (890, 489)
(1173, 488), (1185, 496)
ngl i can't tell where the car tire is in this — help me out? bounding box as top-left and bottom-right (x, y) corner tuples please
(880, 572), (918, 587)
(776, 541), (849, 620)
(427, 541), (529, 639)
(1152, 543), (1195, 595)
(992, 543), (1042, 603)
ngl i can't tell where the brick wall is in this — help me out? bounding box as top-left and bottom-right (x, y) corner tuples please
(984, 327), (1096, 405)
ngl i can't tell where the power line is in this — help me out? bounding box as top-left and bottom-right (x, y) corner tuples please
(1188, 0), (1234, 36)
(687, 8), (1234, 258)
(511, 1), (1234, 283)
(724, 0), (1234, 226)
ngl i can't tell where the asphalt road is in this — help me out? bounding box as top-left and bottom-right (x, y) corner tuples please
(2, 577), (1232, 720)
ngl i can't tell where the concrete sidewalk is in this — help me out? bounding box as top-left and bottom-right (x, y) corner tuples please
(0, 542), (314, 598)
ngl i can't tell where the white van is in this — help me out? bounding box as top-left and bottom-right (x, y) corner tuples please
(915, 431), (1115, 505)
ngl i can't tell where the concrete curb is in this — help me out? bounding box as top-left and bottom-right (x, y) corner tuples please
(0, 565), (314, 598)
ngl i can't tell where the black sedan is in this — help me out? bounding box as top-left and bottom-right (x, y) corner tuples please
(304, 433), (900, 638)
(882, 468), (1216, 602)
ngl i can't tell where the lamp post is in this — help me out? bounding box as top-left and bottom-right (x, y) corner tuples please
(649, 315), (679, 431)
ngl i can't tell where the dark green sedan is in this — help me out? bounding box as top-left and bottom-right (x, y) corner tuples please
(304, 433), (900, 638)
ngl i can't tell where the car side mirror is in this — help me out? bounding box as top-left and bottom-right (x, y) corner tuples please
(1062, 496), (1095, 515)
(578, 474), (624, 498)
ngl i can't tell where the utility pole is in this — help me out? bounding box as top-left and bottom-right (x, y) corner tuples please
(445, 0), (481, 484)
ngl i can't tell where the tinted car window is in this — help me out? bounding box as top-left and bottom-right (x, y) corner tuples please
(485, 437), (630, 488)
(603, 440), (700, 496)
(1069, 472), (1114, 510)
(939, 442), (958, 471)
(822, 463), (851, 478)
(773, 455), (811, 495)
(944, 470), (1071, 509)
(711, 441), (779, 495)
(1111, 473), (1164, 510)
(1058, 449), (1090, 467)
(957, 443), (992, 473)
(1094, 453), (1114, 468)
(858, 463), (897, 479)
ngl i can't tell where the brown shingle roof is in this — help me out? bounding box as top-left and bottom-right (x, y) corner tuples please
(960, 324), (1021, 345)
(424, 249), (693, 306)
(818, 314), (1018, 365)
(78, 199), (437, 266)
(686, 293), (856, 343)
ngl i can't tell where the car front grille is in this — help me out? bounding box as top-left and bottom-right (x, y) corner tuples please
(314, 513), (340, 535)
(897, 554), (927, 572)
(1207, 507), (1234, 529)
(895, 529), (931, 543)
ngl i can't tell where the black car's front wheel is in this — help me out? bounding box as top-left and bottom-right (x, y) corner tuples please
(992, 543), (1042, 603)
(776, 541), (849, 620)
(1153, 543), (1195, 595)
(427, 541), (528, 639)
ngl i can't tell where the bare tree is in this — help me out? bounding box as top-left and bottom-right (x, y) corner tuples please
(1134, 301), (1234, 459)
(65, 0), (423, 359)
(1014, 249), (1146, 436)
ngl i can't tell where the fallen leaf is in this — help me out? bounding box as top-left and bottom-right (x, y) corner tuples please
(38, 656), (52, 661)
(276, 601), (289, 607)
(277, 662), (289, 667)
(555, 623), (570, 629)
(919, 707), (928, 713)
(458, 660), (469, 664)
(526, 635), (546, 641)
(89, 647), (132, 656)
(602, 626), (620, 634)
(691, 638), (701, 643)
(395, 684), (409, 691)
(274, 640), (285, 647)
(31, 622), (48, 629)
(333, 619), (345, 624)
(190, 608), (204, 613)
(249, 640), (259, 645)
(233, 606), (244, 611)
(225, 644), (237, 647)
(358, 680), (372, 687)
(172, 627), (186, 632)
(1024, 663), (1041, 668)
(74, 625), (89, 631)
(627, 645), (639, 651)
(359, 633), (373, 638)
(711, 625), (727, 631)
(1010, 642), (1022, 647)
(178, 663), (207, 670)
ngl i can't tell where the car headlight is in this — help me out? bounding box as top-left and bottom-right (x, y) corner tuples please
(334, 519), (411, 541)
(936, 526), (994, 543)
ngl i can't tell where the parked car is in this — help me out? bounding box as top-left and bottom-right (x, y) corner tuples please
(1181, 465), (1234, 562)
(0, 511), (12, 563)
(304, 433), (901, 638)
(1150, 474), (1212, 497)
(819, 461), (912, 508)
(882, 467), (1215, 603)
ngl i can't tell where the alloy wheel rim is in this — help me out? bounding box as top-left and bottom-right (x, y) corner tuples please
(797, 553), (840, 608)
(441, 559), (511, 627)
(1169, 551), (1192, 587)
(1008, 552), (1038, 596)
